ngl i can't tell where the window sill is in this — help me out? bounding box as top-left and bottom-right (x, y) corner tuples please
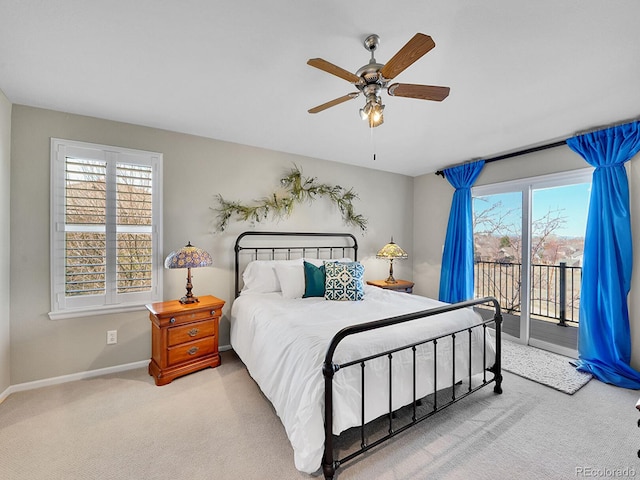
(48, 303), (148, 320)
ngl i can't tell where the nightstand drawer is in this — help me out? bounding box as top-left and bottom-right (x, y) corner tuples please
(160, 309), (216, 327)
(168, 337), (216, 366)
(168, 319), (216, 347)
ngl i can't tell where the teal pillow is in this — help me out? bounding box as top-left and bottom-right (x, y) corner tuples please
(325, 261), (365, 301)
(303, 261), (325, 298)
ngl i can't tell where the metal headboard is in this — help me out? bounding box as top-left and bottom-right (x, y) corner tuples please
(234, 231), (358, 298)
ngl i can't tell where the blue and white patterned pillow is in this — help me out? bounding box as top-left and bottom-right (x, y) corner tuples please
(324, 261), (365, 301)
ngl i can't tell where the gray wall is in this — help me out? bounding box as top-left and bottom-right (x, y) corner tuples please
(413, 145), (640, 368)
(0, 90), (10, 394)
(10, 101), (640, 385)
(9, 105), (414, 384)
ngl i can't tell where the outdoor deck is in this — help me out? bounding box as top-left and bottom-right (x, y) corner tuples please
(474, 260), (580, 352)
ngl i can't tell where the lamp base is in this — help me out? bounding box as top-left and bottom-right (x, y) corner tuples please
(385, 260), (397, 283)
(179, 295), (200, 304)
(180, 268), (199, 304)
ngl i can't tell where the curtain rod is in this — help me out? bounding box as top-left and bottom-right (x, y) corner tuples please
(435, 117), (640, 177)
(434, 140), (567, 177)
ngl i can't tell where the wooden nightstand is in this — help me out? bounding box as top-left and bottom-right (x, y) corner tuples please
(146, 295), (225, 386)
(367, 279), (414, 293)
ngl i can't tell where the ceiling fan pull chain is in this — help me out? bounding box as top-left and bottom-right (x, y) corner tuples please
(371, 125), (377, 161)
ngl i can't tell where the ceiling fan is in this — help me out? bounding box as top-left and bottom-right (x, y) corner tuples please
(307, 33), (450, 128)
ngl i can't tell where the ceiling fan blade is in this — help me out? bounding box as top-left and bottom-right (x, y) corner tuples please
(308, 92), (360, 114)
(387, 83), (450, 101)
(307, 58), (361, 84)
(379, 33), (436, 80)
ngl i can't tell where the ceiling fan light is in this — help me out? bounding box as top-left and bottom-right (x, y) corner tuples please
(360, 102), (373, 121)
(369, 111), (384, 128)
(372, 103), (384, 121)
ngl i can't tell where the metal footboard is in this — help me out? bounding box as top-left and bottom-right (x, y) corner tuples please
(322, 296), (503, 480)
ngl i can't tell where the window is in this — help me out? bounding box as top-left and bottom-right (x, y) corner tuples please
(50, 139), (163, 319)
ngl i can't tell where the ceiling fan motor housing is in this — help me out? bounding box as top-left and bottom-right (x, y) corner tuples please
(357, 34), (386, 87)
(356, 62), (385, 85)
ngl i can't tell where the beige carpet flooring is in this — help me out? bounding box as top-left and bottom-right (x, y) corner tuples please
(0, 350), (638, 480)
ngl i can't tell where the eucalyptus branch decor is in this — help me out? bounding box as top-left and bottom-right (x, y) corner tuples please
(213, 166), (367, 232)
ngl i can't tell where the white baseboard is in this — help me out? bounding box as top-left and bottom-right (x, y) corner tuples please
(487, 327), (520, 344)
(502, 331), (524, 344)
(0, 348), (236, 403)
(0, 360), (149, 403)
(0, 385), (10, 404)
(528, 338), (578, 359)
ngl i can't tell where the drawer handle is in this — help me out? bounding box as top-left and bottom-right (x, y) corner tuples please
(188, 328), (199, 337)
(210, 310), (216, 316)
(187, 347), (199, 355)
(169, 317), (176, 324)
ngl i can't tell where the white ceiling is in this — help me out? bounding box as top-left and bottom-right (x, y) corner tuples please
(1, 1), (640, 177)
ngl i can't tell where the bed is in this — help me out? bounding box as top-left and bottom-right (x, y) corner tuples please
(230, 232), (502, 479)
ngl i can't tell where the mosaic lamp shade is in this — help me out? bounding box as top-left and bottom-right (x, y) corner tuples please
(375, 237), (408, 284)
(165, 242), (213, 304)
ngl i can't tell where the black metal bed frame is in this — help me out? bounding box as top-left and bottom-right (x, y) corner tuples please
(322, 297), (502, 479)
(234, 232), (502, 480)
(234, 231), (358, 298)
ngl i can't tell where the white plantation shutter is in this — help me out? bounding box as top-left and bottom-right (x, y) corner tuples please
(50, 139), (163, 318)
(116, 162), (153, 294)
(64, 157), (107, 297)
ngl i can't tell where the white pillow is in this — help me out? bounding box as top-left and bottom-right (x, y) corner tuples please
(241, 258), (302, 294)
(274, 264), (305, 299)
(304, 257), (352, 267)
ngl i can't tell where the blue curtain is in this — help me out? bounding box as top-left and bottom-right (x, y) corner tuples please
(566, 121), (640, 388)
(439, 160), (485, 303)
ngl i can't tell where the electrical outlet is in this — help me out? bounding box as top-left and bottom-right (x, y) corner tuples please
(106, 330), (117, 345)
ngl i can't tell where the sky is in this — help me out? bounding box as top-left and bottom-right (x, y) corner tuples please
(473, 182), (591, 238)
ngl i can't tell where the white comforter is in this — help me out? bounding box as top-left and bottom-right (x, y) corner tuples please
(230, 285), (495, 473)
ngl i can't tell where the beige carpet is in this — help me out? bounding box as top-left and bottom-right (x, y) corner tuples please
(0, 350), (638, 480)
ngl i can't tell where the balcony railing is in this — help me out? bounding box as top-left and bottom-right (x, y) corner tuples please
(474, 260), (582, 325)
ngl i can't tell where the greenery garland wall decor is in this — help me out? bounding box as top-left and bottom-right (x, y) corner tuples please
(213, 165), (367, 232)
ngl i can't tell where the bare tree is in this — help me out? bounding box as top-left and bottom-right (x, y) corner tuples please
(473, 197), (574, 317)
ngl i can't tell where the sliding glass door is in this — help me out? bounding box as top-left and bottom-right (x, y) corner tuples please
(473, 190), (524, 340)
(472, 169), (592, 356)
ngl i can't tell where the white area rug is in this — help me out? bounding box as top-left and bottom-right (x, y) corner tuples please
(501, 339), (592, 394)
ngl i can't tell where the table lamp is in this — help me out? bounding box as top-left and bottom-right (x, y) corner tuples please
(376, 237), (408, 284)
(164, 241), (213, 303)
